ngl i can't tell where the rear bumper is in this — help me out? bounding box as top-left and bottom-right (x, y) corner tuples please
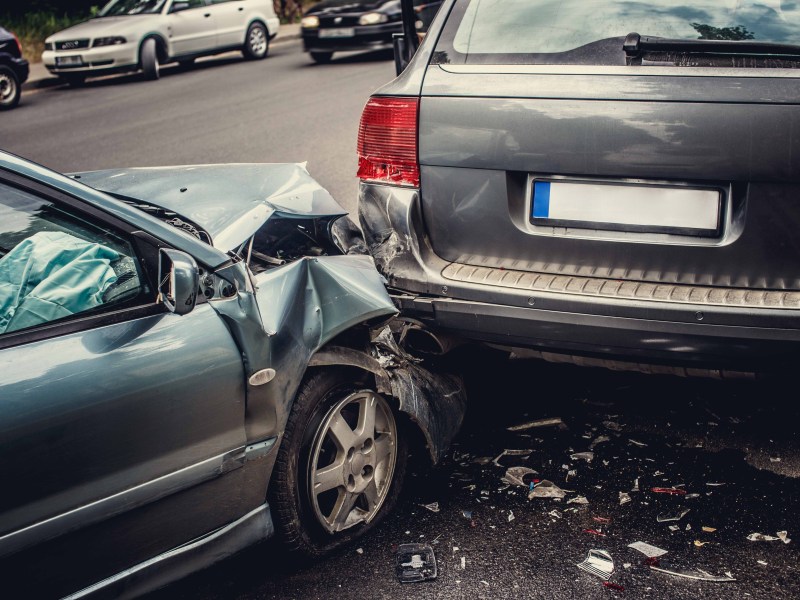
(359, 182), (800, 372)
(7, 56), (29, 83)
(302, 23), (400, 53)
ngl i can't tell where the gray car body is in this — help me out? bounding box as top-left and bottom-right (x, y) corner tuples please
(0, 153), (465, 598)
(358, 0), (800, 375)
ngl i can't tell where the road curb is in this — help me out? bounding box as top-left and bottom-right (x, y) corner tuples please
(23, 32), (301, 92)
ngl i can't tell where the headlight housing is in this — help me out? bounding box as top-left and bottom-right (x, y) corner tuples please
(301, 15), (320, 28)
(359, 12), (388, 26)
(93, 36), (126, 47)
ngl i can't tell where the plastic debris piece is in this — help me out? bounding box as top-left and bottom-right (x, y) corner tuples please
(702, 526), (717, 533)
(570, 452), (595, 463)
(460, 556), (466, 570)
(508, 510), (515, 523)
(577, 549), (615, 580)
(694, 540), (710, 547)
(623, 563), (632, 569)
(507, 417), (565, 431)
(651, 487), (687, 495)
(528, 480), (566, 500)
(461, 510), (473, 519)
(778, 531), (791, 544)
(396, 544), (438, 583)
(421, 502), (440, 513)
(769, 455), (782, 463)
(472, 456), (493, 465)
(629, 439), (648, 447)
(686, 524), (691, 531)
(583, 528), (606, 537)
(603, 420), (623, 432)
(590, 435), (611, 449)
(502, 466), (538, 487)
(747, 531), (791, 543)
(668, 525), (679, 532)
(649, 564), (735, 582)
(603, 582), (625, 591)
(568, 496), (590, 505)
(356, 547), (364, 554)
(657, 508), (691, 523)
(757, 560), (768, 566)
(628, 541), (668, 558)
(632, 478), (640, 492)
(619, 492), (632, 506)
(705, 482), (726, 487)
(549, 510), (562, 519)
(492, 449), (533, 467)
(480, 580), (489, 587)
(685, 493), (700, 499)
(593, 516), (611, 524)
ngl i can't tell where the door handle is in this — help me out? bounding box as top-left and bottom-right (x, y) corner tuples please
(204, 13), (211, 17)
(238, 6), (244, 10)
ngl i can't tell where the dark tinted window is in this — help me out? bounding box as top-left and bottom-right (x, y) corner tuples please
(434, 0), (800, 65)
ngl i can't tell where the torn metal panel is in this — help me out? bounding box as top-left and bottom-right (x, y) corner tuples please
(73, 164), (347, 251)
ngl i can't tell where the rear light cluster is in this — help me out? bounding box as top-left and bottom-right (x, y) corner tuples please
(357, 96), (420, 187)
(12, 32), (23, 55)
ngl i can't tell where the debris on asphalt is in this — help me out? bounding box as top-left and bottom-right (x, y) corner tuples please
(632, 478), (640, 492)
(461, 510), (473, 519)
(657, 508), (691, 522)
(694, 540), (711, 547)
(668, 525), (679, 532)
(589, 435), (611, 449)
(460, 556), (466, 570)
(502, 466), (538, 487)
(619, 492), (632, 505)
(649, 563), (735, 582)
(507, 417), (565, 431)
(602, 420), (623, 432)
(507, 510), (515, 522)
(629, 439), (648, 447)
(472, 456), (493, 465)
(702, 526), (717, 533)
(705, 482), (726, 487)
(628, 541), (668, 558)
(492, 449), (533, 467)
(549, 509), (562, 519)
(747, 531), (791, 544)
(577, 549), (615, 580)
(603, 581), (625, 591)
(593, 516), (611, 524)
(583, 528), (606, 537)
(356, 547), (364, 555)
(528, 479), (567, 500)
(567, 495), (590, 505)
(651, 487), (687, 495)
(395, 544), (438, 583)
(570, 451), (595, 463)
(421, 502), (440, 513)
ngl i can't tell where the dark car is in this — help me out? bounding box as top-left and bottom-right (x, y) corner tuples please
(301, 0), (441, 64)
(0, 26), (29, 110)
(358, 0), (800, 377)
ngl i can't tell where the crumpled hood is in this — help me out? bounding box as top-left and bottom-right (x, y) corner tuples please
(73, 163), (348, 252)
(45, 16), (156, 43)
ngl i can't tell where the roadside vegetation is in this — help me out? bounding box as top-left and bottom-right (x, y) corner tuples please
(2, 1), (315, 63)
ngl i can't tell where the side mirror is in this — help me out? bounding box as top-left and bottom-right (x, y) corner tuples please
(170, 1), (190, 13)
(158, 248), (199, 315)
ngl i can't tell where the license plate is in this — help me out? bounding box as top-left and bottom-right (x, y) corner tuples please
(319, 27), (355, 38)
(530, 179), (721, 236)
(56, 56), (84, 67)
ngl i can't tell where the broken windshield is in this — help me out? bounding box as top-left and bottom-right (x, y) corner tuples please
(434, 0), (800, 65)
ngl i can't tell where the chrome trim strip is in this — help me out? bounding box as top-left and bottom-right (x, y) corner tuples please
(439, 64), (800, 79)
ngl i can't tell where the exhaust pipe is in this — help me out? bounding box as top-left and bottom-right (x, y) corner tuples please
(401, 323), (463, 356)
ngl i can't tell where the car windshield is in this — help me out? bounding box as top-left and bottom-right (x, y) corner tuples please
(98, 0), (168, 17)
(436, 0), (800, 65)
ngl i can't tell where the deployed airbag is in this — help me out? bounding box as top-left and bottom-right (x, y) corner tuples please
(0, 231), (119, 334)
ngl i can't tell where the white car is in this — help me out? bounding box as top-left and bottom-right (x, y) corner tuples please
(42, 0), (279, 85)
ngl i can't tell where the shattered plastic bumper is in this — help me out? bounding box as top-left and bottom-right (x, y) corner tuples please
(358, 182), (800, 373)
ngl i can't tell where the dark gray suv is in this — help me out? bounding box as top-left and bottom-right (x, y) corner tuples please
(358, 0), (800, 376)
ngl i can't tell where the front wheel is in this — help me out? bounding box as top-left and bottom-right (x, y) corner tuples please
(140, 38), (160, 80)
(243, 22), (269, 59)
(269, 369), (407, 558)
(0, 66), (21, 110)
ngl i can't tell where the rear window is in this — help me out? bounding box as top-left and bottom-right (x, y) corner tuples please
(433, 0), (800, 66)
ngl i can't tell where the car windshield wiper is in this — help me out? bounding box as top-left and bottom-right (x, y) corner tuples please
(623, 32), (800, 58)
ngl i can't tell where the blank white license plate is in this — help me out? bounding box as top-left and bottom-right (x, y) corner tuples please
(319, 28), (355, 38)
(56, 56), (84, 67)
(531, 180), (721, 236)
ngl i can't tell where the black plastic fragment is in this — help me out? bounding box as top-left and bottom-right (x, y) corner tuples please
(395, 543), (438, 583)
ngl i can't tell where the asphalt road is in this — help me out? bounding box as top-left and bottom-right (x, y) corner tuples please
(150, 356), (800, 600)
(1, 40), (396, 214)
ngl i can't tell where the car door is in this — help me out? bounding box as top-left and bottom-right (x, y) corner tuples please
(206, 0), (249, 48)
(166, 0), (217, 56)
(0, 175), (248, 593)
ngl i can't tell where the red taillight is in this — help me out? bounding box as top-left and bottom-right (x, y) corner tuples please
(12, 32), (22, 56)
(357, 96), (419, 188)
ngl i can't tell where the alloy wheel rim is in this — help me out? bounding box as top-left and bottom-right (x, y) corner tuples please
(0, 74), (15, 104)
(250, 27), (267, 55)
(308, 390), (397, 533)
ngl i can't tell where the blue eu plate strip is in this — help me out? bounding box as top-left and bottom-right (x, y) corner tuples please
(532, 181), (550, 218)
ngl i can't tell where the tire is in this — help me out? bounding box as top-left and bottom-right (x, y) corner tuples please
(269, 368), (408, 559)
(140, 38), (160, 80)
(243, 22), (269, 60)
(310, 51), (333, 64)
(59, 74), (86, 88)
(0, 66), (21, 110)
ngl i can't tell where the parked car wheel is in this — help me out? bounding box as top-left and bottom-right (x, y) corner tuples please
(140, 38), (160, 80)
(270, 369), (407, 558)
(310, 51), (333, 64)
(243, 22), (269, 59)
(0, 65), (21, 110)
